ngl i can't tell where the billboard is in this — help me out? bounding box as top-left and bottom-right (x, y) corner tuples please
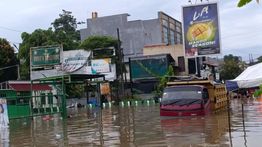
(91, 59), (111, 73)
(62, 50), (91, 73)
(183, 3), (220, 57)
(130, 55), (169, 80)
(0, 98), (9, 127)
(31, 45), (62, 66)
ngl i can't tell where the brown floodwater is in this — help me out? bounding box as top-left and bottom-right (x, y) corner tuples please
(1, 98), (262, 147)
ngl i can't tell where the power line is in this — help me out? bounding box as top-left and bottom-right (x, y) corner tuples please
(0, 26), (23, 33)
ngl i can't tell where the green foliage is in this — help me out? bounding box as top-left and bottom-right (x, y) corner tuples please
(80, 36), (118, 50)
(155, 65), (175, 98)
(18, 10), (81, 79)
(0, 38), (19, 82)
(238, 0), (259, 7)
(52, 10), (77, 33)
(238, 0), (252, 7)
(19, 29), (58, 79)
(51, 10), (80, 50)
(220, 54), (244, 80)
(257, 56), (262, 63)
(254, 85), (262, 97)
(66, 84), (84, 98)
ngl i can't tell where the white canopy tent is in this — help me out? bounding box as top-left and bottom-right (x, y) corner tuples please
(231, 62), (262, 88)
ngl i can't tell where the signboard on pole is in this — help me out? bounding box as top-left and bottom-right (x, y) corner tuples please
(31, 45), (62, 66)
(0, 98), (9, 127)
(182, 3), (221, 57)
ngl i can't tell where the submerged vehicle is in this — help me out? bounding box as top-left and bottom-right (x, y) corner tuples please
(160, 85), (210, 116)
(160, 80), (228, 116)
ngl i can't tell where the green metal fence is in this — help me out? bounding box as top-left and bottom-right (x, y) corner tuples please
(0, 89), (64, 119)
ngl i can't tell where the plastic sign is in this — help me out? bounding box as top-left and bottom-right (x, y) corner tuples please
(183, 3), (221, 57)
(0, 98), (9, 127)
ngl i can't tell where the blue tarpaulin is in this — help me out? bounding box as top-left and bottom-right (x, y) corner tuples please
(226, 80), (239, 91)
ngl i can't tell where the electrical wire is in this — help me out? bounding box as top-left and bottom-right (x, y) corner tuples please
(0, 26), (23, 33)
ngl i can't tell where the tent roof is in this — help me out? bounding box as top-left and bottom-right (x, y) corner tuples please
(231, 62), (262, 88)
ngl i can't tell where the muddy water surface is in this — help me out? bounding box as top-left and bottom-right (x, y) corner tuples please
(1, 98), (262, 147)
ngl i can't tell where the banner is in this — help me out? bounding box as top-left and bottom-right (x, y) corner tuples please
(62, 50), (91, 73)
(0, 98), (9, 127)
(183, 3), (220, 57)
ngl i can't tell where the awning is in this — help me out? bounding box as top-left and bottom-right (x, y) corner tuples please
(9, 83), (52, 91)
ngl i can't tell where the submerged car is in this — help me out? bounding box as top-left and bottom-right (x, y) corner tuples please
(160, 85), (210, 116)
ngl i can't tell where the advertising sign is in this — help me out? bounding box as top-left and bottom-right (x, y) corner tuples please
(31, 49), (116, 81)
(183, 3), (220, 57)
(91, 59), (111, 73)
(62, 50), (91, 73)
(31, 45), (61, 66)
(0, 98), (9, 127)
(100, 83), (110, 95)
(130, 56), (168, 80)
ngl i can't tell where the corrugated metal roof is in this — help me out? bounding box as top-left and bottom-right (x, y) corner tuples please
(9, 83), (52, 91)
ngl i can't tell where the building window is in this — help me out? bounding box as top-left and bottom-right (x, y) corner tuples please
(170, 23), (175, 30)
(176, 26), (181, 33)
(176, 21), (181, 27)
(163, 27), (168, 44)
(176, 33), (182, 44)
(162, 19), (168, 27)
(170, 30), (175, 45)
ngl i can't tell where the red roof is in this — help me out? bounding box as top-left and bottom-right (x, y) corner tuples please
(9, 84), (52, 91)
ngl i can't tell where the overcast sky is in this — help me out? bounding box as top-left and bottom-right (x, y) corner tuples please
(0, 0), (261, 62)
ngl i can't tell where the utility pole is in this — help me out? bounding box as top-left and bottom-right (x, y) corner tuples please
(116, 28), (125, 102)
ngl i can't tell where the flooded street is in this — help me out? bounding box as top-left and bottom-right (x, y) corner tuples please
(1, 98), (262, 147)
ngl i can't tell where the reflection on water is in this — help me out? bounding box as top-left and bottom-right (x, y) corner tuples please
(1, 98), (262, 146)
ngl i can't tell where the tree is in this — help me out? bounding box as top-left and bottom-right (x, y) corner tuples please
(0, 38), (19, 82)
(51, 10), (80, 50)
(220, 54), (244, 80)
(238, 0), (259, 7)
(155, 65), (175, 98)
(19, 10), (81, 79)
(256, 56), (262, 63)
(80, 36), (118, 50)
(18, 29), (58, 79)
(52, 10), (78, 34)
